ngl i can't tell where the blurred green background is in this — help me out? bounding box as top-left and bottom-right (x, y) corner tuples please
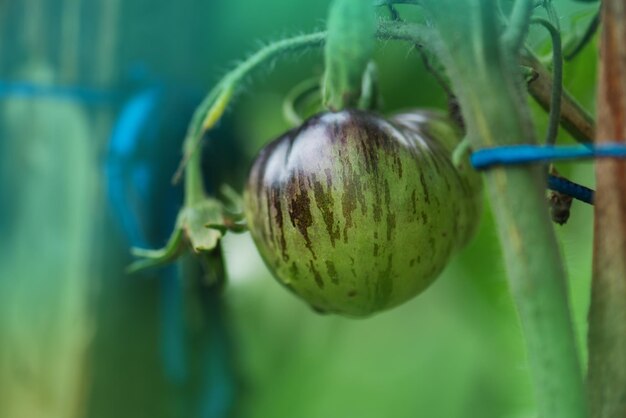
(0, 0), (598, 417)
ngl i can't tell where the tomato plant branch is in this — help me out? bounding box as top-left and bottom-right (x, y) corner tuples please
(588, 0), (626, 416)
(173, 31), (327, 182)
(417, 1), (587, 417)
(522, 50), (595, 143)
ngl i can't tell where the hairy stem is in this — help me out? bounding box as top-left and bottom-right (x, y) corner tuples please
(417, 1), (586, 417)
(173, 31), (327, 182)
(588, 0), (626, 416)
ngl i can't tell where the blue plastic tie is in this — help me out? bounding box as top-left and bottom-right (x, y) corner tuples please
(469, 143), (626, 205)
(547, 175), (595, 205)
(471, 143), (626, 169)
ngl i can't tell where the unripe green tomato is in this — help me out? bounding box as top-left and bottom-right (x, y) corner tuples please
(244, 109), (482, 317)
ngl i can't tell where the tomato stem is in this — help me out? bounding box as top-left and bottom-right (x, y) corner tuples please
(172, 32), (327, 184)
(184, 151), (206, 206)
(322, 0), (376, 110)
(418, 1), (588, 417)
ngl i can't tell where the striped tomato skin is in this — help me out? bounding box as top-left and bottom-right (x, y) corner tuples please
(244, 109), (482, 317)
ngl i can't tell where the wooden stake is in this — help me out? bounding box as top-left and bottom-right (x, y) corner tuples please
(588, 1), (626, 417)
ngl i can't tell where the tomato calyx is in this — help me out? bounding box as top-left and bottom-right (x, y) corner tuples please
(127, 186), (247, 276)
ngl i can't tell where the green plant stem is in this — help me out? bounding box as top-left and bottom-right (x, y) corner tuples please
(541, 0), (561, 31)
(415, 1), (586, 417)
(531, 17), (563, 146)
(323, 0), (376, 110)
(173, 31), (327, 182)
(184, 151), (206, 207)
(503, 0), (535, 51)
(376, 20), (434, 44)
(588, 1), (626, 416)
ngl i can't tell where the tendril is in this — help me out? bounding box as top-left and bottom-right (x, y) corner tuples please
(531, 17), (563, 146)
(282, 77), (322, 127)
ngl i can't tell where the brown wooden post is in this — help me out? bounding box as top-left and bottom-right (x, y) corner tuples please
(588, 1), (626, 417)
